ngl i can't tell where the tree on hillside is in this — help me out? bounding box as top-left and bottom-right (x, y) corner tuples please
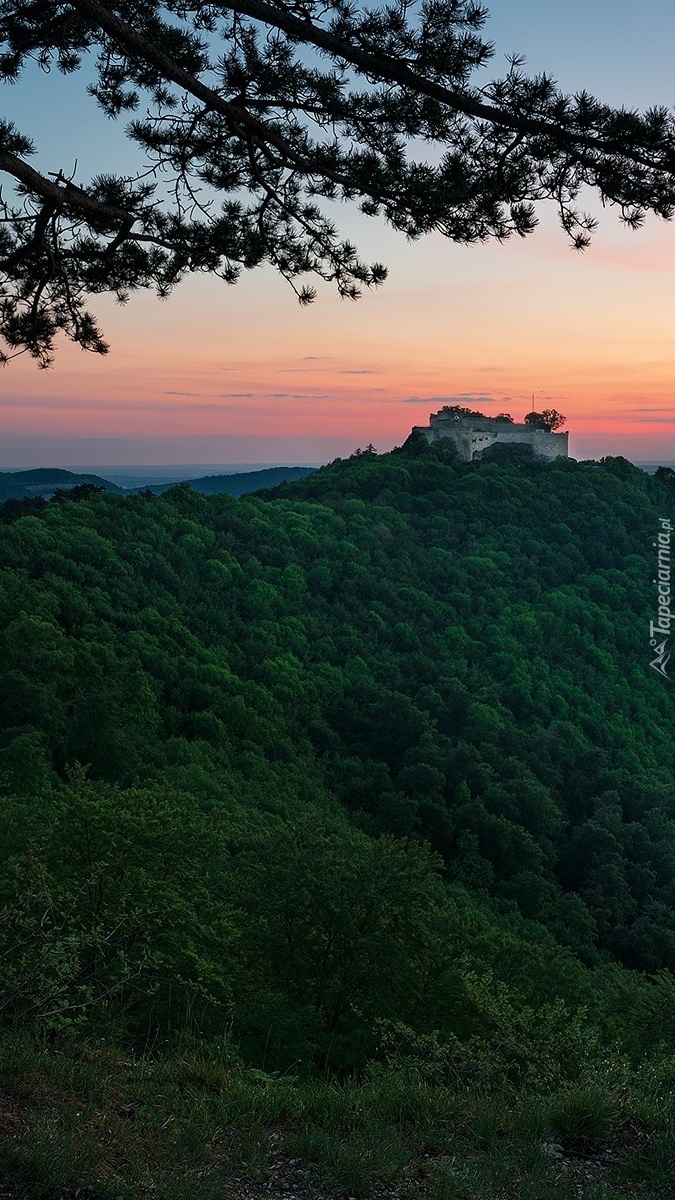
(524, 409), (567, 431)
(2, 0), (675, 364)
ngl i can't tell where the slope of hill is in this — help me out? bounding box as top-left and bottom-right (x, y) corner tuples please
(1, 443), (675, 1196)
(140, 464), (315, 496)
(0, 467), (123, 501)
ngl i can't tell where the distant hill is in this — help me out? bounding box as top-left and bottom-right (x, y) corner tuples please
(634, 462), (675, 475)
(0, 468), (123, 502)
(138, 465), (316, 497)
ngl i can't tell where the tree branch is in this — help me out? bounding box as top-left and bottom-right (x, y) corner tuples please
(0, 150), (136, 226)
(67, 0), (354, 186)
(195, 0), (674, 171)
(0, 198), (55, 270)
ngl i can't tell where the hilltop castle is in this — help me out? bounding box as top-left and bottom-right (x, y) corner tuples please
(413, 408), (569, 463)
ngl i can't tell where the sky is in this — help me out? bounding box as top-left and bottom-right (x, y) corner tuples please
(2, 0), (675, 467)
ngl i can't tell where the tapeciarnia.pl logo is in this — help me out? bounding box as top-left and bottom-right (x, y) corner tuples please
(650, 517), (673, 679)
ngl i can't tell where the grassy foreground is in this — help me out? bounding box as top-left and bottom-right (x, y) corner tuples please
(0, 1036), (673, 1200)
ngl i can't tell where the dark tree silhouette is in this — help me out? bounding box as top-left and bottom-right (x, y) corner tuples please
(524, 410), (567, 431)
(2, 0), (675, 364)
(440, 405), (486, 419)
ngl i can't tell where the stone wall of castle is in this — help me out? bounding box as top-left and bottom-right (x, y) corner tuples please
(412, 412), (569, 462)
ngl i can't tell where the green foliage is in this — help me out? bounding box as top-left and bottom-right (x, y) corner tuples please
(374, 967), (608, 1096)
(227, 816), (445, 1066)
(0, 448), (674, 1092)
(0, 771), (235, 1037)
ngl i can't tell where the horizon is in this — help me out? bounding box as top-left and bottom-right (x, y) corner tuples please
(0, 461), (323, 474)
(0, 413), (669, 473)
(2, 452), (674, 479)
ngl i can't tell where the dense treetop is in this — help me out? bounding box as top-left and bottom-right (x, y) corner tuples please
(2, 0), (675, 362)
(1, 444), (675, 1069)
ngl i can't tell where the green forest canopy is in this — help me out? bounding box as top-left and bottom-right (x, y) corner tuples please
(1, 442), (675, 1073)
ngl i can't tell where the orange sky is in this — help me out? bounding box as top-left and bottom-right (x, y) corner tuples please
(3, 208), (675, 466)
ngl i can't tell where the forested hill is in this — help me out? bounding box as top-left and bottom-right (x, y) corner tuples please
(0, 467), (124, 501)
(137, 464), (315, 496)
(2, 438), (675, 1077)
(0, 465), (314, 505)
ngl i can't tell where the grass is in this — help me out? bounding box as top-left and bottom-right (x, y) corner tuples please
(0, 1035), (672, 1199)
(548, 1085), (619, 1153)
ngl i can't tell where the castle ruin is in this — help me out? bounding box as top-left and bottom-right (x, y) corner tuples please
(413, 409), (569, 462)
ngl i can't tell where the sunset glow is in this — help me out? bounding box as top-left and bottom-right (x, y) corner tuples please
(2, 0), (675, 468)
